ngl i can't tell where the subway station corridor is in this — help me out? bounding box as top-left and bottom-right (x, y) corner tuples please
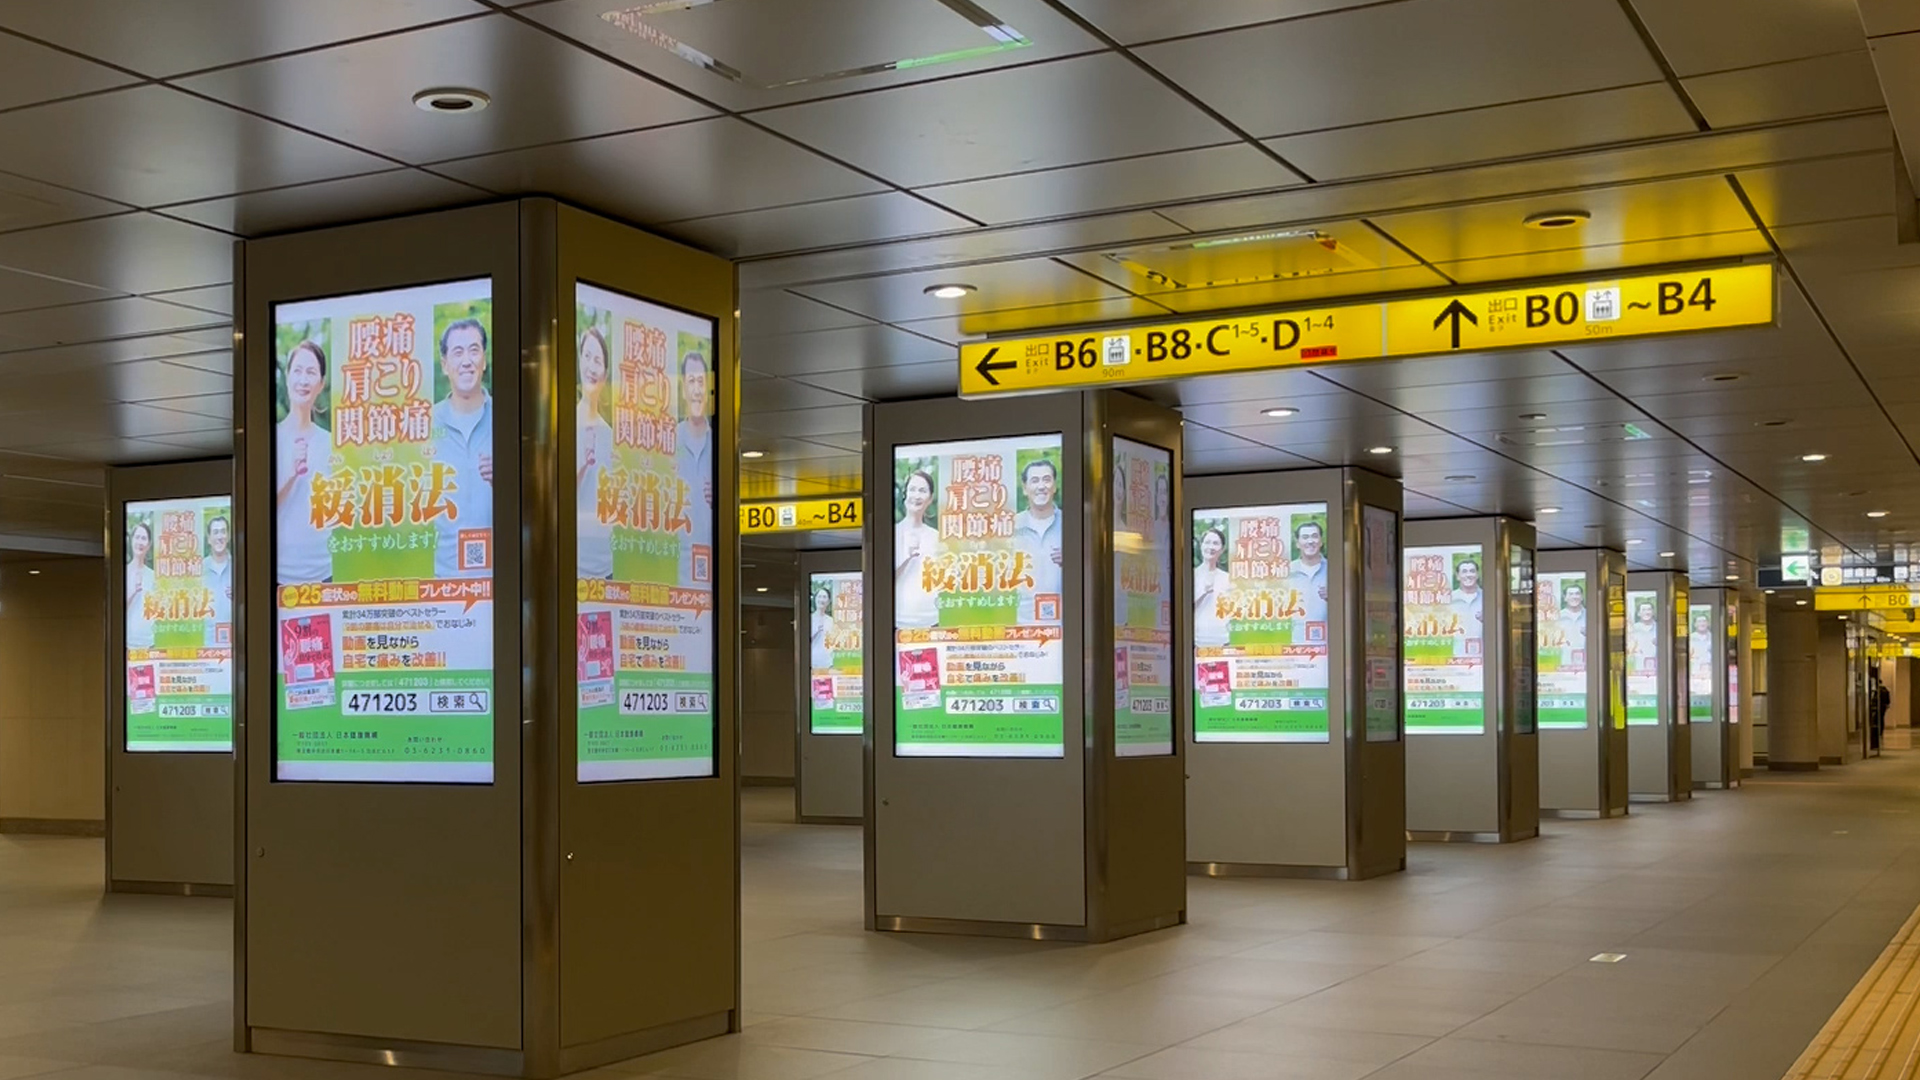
(4, 758), (1920, 1080)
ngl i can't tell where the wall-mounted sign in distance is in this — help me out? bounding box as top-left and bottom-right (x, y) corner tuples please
(740, 496), (861, 534)
(958, 263), (1775, 398)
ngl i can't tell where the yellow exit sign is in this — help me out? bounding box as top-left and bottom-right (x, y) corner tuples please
(740, 496), (862, 534)
(959, 263), (1775, 397)
(1814, 586), (1920, 611)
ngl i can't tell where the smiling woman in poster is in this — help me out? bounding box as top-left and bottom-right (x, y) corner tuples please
(575, 326), (615, 580)
(895, 469), (940, 628)
(126, 519), (156, 650)
(275, 340), (332, 586)
(810, 586), (836, 670)
(1193, 525), (1231, 647)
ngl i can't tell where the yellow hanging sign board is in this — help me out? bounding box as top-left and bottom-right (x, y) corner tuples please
(1814, 586), (1920, 611)
(740, 496), (862, 535)
(958, 263), (1776, 398)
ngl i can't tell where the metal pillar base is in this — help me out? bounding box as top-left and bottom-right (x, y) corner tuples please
(109, 880), (233, 897)
(874, 911), (1182, 944)
(1188, 862), (1348, 880)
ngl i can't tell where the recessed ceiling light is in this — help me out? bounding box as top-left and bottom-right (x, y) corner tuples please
(1705, 371), (1744, 383)
(1520, 412), (1547, 421)
(1262, 407), (1299, 419)
(1660, 551), (1676, 558)
(26, 569), (38, 575)
(1444, 474), (1476, 482)
(1366, 445), (1394, 455)
(1765, 589), (1776, 594)
(1801, 453), (1829, 462)
(1797, 599), (1809, 606)
(1538, 506), (1561, 515)
(1868, 510), (1890, 518)
(755, 587), (768, 593)
(741, 450), (765, 459)
(1725, 574), (1738, 581)
(924, 283), (976, 299)
(1523, 209), (1591, 230)
(413, 87), (490, 113)
(1626, 539), (1643, 546)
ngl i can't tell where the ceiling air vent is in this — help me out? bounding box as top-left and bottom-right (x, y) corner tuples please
(1095, 229), (1377, 293)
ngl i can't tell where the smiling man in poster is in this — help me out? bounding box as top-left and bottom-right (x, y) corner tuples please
(431, 317), (494, 579)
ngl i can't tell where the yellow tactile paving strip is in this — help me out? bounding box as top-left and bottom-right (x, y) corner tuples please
(1785, 906), (1920, 1079)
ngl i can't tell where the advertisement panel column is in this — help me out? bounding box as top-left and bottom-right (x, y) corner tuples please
(1191, 503), (1332, 743)
(1113, 439), (1173, 757)
(126, 496), (234, 753)
(1403, 544), (1485, 735)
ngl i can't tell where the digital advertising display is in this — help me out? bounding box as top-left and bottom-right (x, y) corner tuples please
(1112, 439), (1173, 757)
(1191, 502), (1331, 743)
(1510, 545), (1535, 735)
(1403, 544), (1485, 735)
(272, 279), (495, 783)
(1363, 506), (1401, 742)
(1535, 570), (1589, 730)
(575, 282), (717, 781)
(124, 495), (233, 753)
(808, 572), (864, 736)
(1689, 602), (1715, 724)
(1626, 589), (1660, 725)
(893, 434), (1065, 757)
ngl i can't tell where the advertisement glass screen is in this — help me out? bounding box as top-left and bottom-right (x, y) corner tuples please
(1113, 439), (1173, 757)
(125, 495), (234, 752)
(272, 279), (496, 783)
(807, 571), (864, 736)
(1403, 544), (1486, 735)
(1536, 570), (1590, 730)
(1626, 590), (1660, 725)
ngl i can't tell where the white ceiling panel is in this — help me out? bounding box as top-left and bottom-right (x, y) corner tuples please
(0, 30), (133, 109)
(741, 374), (863, 413)
(1266, 84), (1697, 182)
(1136, 0), (1659, 139)
(752, 53), (1237, 188)
(178, 14), (717, 165)
(433, 117), (889, 225)
(0, 86), (393, 208)
(1732, 152), (1896, 229)
(1055, 0), (1383, 44)
(791, 256), (1133, 324)
(0, 268), (122, 316)
(917, 144), (1300, 225)
(526, 0), (1104, 112)
(657, 192), (975, 259)
(787, 360), (956, 400)
(1431, 230), (1770, 284)
(0, 298), (225, 353)
(1137, 265), (1450, 315)
(741, 324), (951, 378)
(741, 290), (877, 339)
(158, 169), (491, 237)
(0, 213), (234, 296)
(0, 0), (486, 77)
(1630, 0), (1866, 76)
(894, 295), (1175, 344)
(143, 285), (232, 317)
(1683, 51), (1888, 129)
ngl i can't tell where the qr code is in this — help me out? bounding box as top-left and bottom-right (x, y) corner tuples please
(462, 540), (486, 568)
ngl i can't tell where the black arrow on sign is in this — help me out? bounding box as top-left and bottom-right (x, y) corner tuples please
(1433, 299), (1478, 349)
(974, 346), (1015, 386)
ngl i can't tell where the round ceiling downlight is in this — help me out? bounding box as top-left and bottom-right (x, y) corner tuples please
(414, 88), (490, 113)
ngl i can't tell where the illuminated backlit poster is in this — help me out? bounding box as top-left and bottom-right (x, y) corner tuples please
(125, 496), (233, 752)
(1625, 590), (1660, 725)
(893, 434), (1065, 757)
(1535, 570), (1589, 730)
(1510, 545), (1534, 735)
(1607, 579), (1627, 731)
(1113, 439), (1173, 757)
(1404, 544), (1485, 735)
(272, 279), (495, 783)
(808, 572), (864, 736)
(1689, 602), (1714, 724)
(1363, 506), (1400, 742)
(575, 283), (717, 781)
(1192, 502), (1331, 743)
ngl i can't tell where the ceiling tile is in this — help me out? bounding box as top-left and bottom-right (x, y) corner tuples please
(1632, 0), (1866, 76)
(524, 0), (1103, 112)
(740, 324), (950, 378)
(1054, 0), (1381, 44)
(0, 297), (225, 352)
(0, 86), (392, 207)
(752, 52), (1236, 188)
(1368, 175), (1757, 266)
(0, 213), (234, 296)
(740, 404), (865, 441)
(1858, 0), (1920, 36)
(178, 14), (716, 165)
(158, 169), (491, 236)
(1429, 230), (1770, 284)
(1683, 51), (1887, 128)
(741, 290), (876, 339)
(789, 360), (955, 400)
(1136, 0), (1659, 138)
(0, 172), (128, 234)
(433, 117), (887, 225)
(917, 144), (1301, 225)
(0, 0), (485, 77)
(657, 192), (975, 259)
(893, 295), (1175, 343)
(791, 256), (1131, 324)
(143, 284), (232, 316)
(1266, 84), (1698, 181)
(1733, 152), (1896, 229)
(0, 30), (134, 108)
(0, 268), (122, 315)
(0, 337), (230, 378)
(741, 374), (863, 412)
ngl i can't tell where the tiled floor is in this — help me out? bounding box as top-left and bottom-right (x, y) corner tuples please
(6, 755), (1920, 1080)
